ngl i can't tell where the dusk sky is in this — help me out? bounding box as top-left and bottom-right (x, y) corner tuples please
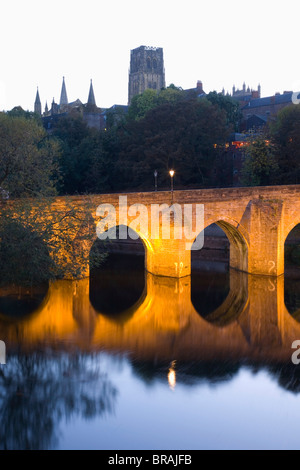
(1, 0), (299, 112)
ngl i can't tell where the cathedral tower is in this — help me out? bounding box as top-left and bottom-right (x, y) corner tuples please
(34, 87), (42, 115)
(60, 77), (68, 111)
(128, 46), (165, 105)
(87, 79), (96, 107)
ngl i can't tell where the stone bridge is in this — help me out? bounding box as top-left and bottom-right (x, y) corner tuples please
(51, 184), (300, 278)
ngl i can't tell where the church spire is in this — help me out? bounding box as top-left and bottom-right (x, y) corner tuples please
(87, 79), (96, 106)
(34, 87), (41, 115)
(60, 76), (68, 107)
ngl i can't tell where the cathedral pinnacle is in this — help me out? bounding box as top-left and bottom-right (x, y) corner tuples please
(60, 76), (68, 107)
(87, 79), (96, 106)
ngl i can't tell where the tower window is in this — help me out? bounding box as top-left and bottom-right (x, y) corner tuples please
(147, 57), (151, 69)
(153, 59), (157, 69)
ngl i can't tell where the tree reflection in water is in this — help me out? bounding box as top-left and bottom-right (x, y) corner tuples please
(0, 351), (117, 450)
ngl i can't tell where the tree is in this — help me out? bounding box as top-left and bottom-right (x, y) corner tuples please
(157, 85), (184, 106)
(0, 113), (59, 198)
(127, 85), (185, 121)
(240, 134), (278, 186)
(51, 114), (115, 195)
(6, 106), (42, 123)
(206, 91), (241, 132)
(0, 197), (107, 286)
(127, 89), (158, 121)
(51, 114), (92, 194)
(269, 104), (300, 184)
(115, 98), (229, 190)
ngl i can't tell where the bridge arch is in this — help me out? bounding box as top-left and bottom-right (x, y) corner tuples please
(89, 225), (147, 318)
(284, 220), (300, 246)
(93, 223), (153, 270)
(192, 219), (249, 273)
(284, 222), (300, 273)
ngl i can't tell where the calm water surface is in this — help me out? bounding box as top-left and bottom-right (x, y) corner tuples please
(1, 252), (300, 450)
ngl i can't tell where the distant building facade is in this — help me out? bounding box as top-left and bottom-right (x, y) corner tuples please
(128, 46), (165, 105)
(241, 91), (294, 131)
(227, 84), (296, 131)
(184, 80), (206, 99)
(231, 83), (261, 103)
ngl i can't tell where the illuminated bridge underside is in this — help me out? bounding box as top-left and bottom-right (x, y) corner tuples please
(37, 185), (300, 278)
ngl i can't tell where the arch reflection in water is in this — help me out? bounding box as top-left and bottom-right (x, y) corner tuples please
(90, 227), (146, 321)
(284, 223), (300, 321)
(191, 223), (247, 326)
(191, 269), (248, 326)
(0, 283), (49, 322)
(284, 277), (300, 322)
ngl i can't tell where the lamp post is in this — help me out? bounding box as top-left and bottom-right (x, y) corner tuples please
(154, 169), (158, 191)
(169, 169), (175, 203)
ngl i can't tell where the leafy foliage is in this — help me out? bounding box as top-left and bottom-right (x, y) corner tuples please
(116, 98), (229, 190)
(269, 104), (300, 184)
(0, 198), (106, 286)
(206, 91), (241, 132)
(240, 134), (278, 186)
(128, 85), (185, 121)
(0, 112), (59, 198)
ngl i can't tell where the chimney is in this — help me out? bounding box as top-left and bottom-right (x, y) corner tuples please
(197, 80), (203, 92)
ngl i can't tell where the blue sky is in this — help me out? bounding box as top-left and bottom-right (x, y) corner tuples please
(1, 0), (299, 111)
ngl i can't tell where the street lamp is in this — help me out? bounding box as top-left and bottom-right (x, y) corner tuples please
(169, 169), (175, 203)
(154, 169), (158, 191)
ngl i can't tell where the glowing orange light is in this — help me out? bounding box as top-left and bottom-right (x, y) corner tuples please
(168, 361), (176, 390)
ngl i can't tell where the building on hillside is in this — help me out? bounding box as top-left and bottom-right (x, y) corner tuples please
(231, 83), (261, 104)
(35, 78), (104, 131)
(184, 80), (206, 99)
(227, 84), (297, 131)
(211, 133), (249, 187)
(128, 45), (165, 105)
(99, 104), (128, 131)
(241, 91), (295, 131)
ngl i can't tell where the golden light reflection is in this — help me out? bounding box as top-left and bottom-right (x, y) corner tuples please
(168, 361), (176, 390)
(1, 272), (299, 366)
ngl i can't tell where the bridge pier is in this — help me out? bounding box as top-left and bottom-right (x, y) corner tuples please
(146, 238), (191, 278)
(247, 199), (284, 276)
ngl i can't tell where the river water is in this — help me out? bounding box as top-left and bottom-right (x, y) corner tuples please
(1, 249), (300, 450)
